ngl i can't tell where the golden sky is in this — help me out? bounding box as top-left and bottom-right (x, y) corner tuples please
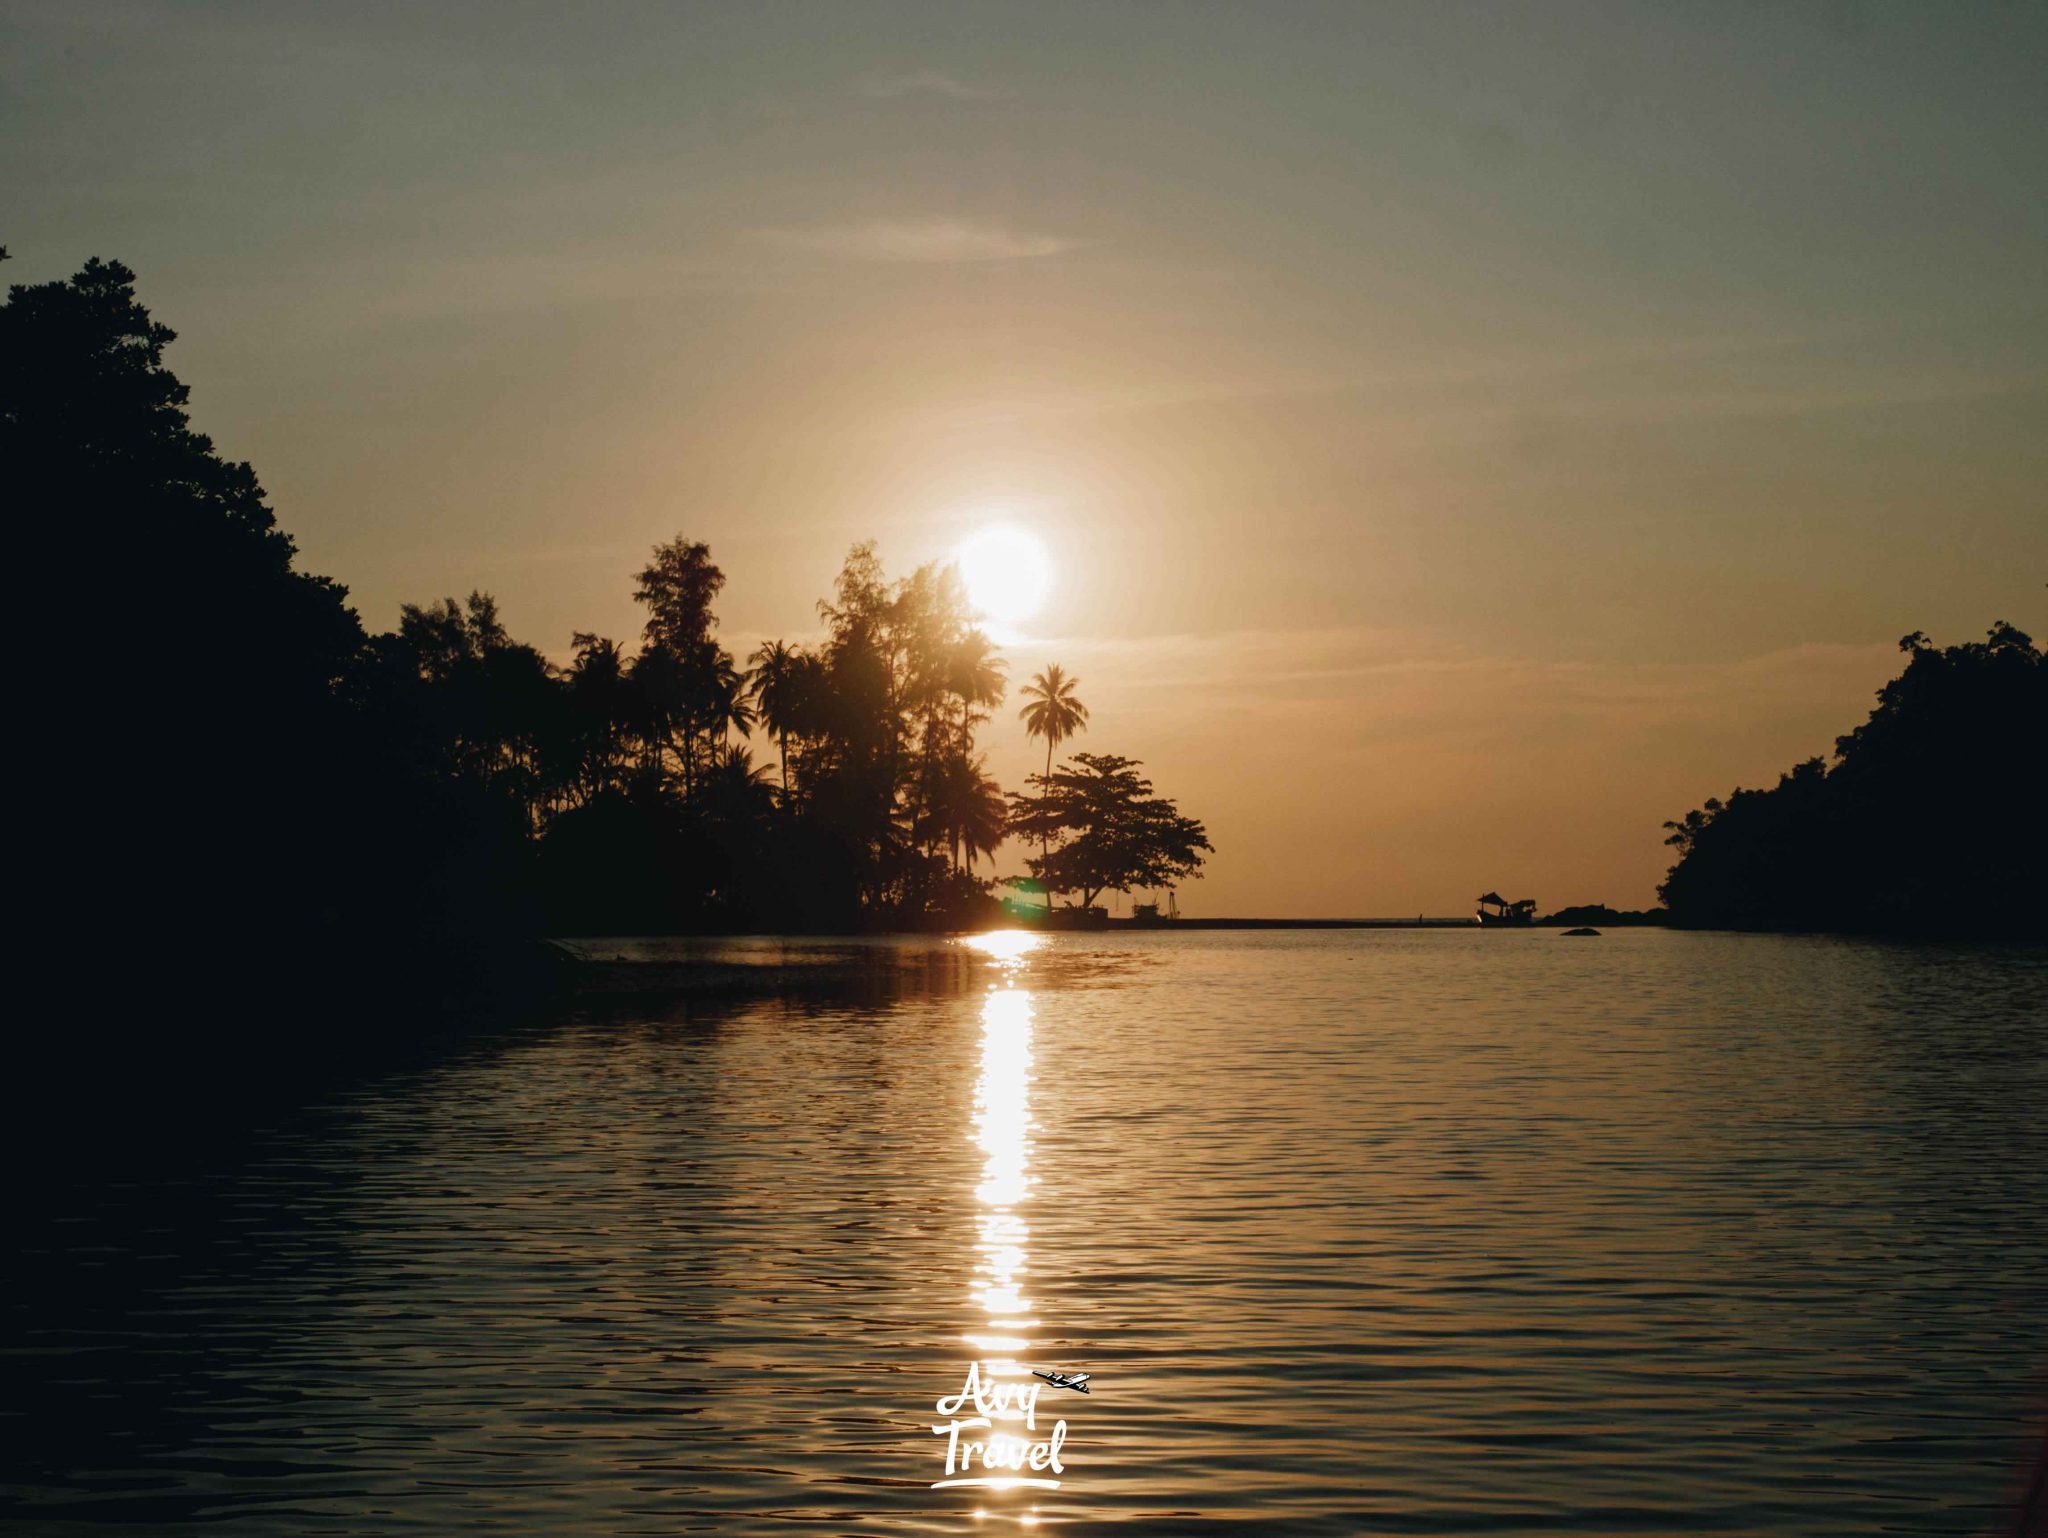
(7, 2), (2043, 912)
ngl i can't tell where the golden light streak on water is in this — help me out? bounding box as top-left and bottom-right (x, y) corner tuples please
(951, 929), (1056, 1517)
(963, 929), (1044, 965)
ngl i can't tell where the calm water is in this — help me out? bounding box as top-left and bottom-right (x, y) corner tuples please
(5, 930), (2046, 1535)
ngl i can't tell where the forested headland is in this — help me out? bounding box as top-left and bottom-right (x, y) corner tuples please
(4, 254), (1211, 1034)
(1659, 623), (2045, 937)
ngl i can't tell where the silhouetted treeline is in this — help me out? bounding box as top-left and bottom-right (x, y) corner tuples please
(1535, 905), (1668, 928)
(5, 254), (1210, 1053)
(1659, 624), (2046, 937)
(533, 537), (1021, 932)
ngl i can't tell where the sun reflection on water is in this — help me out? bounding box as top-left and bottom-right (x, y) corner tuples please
(940, 931), (1061, 1519)
(971, 959), (1036, 1360)
(963, 929), (1045, 965)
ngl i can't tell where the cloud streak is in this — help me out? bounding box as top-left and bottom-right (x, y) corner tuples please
(752, 218), (1073, 265)
(857, 70), (1001, 101)
(1012, 625), (1900, 740)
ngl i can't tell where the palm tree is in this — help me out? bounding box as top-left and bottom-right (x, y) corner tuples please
(564, 631), (631, 803)
(708, 741), (776, 795)
(690, 643), (754, 777)
(699, 743), (777, 835)
(909, 629), (1006, 840)
(747, 638), (801, 796)
(957, 760), (1009, 874)
(1018, 664), (1089, 888)
(627, 642), (689, 787)
(932, 752), (1008, 873)
(1019, 664), (1088, 780)
(947, 631), (1008, 720)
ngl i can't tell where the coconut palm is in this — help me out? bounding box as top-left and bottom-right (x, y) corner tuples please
(690, 643), (754, 771)
(1018, 664), (1089, 884)
(701, 742), (777, 825)
(747, 638), (802, 795)
(932, 752), (1008, 873)
(947, 631), (1008, 719)
(627, 642), (689, 786)
(564, 631), (631, 803)
(1019, 664), (1088, 780)
(709, 741), (775, 791)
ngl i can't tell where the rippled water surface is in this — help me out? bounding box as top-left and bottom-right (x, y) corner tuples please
(6, 930), (2046, 1535)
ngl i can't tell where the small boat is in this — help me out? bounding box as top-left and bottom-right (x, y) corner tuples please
(1130, 889), (1180, 926)
(1476, 891), (1536, 927)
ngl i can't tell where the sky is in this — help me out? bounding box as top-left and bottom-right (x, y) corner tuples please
(6, 0), (2044, 915)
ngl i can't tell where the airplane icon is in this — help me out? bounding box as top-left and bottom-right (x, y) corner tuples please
(1032, 1369), (1091, 1394)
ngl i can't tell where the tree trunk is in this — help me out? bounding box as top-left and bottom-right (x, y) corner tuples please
(1041, 737), (1055, 906)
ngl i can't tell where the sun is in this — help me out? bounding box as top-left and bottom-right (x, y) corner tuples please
(956, 526), (1052, 630)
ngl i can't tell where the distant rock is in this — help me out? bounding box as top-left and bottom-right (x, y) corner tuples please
(1561, 926), (1601, 937)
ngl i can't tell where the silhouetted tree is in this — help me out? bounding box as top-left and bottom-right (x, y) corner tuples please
(1008, 752), (1211, 909)
(1019, 664), (1089, 780)
(391, 591), (560, 825)
(634, 537), (724, 652)
(776, 541), (1013, 919)
(932, 753), (1008, 873)
(562, 633), (633, 804)
(6, 257), (368, 987)
(746, 638), (804, 797)
(1018, 664), (1089, 870)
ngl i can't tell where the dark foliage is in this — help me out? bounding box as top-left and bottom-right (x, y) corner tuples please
(7, 258), (377, 961)
(1659, 624), (2046, 936)
(1535, 905), (1669, 928)
(1007, 752), (1212, 909)
(8, 257), (1222, 980)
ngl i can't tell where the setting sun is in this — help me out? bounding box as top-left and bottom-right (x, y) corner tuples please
(10, 6), (2047, 1533)
(956, 526), (1052, 630)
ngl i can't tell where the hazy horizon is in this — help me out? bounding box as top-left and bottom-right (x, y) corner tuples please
(7, 0), (2043, 914)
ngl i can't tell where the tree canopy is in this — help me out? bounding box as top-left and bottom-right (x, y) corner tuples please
(8, 256), (373, 972)
(1007, 752), (1212, 909)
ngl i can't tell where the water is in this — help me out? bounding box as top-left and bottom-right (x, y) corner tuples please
(5, 930), (2045, 1535)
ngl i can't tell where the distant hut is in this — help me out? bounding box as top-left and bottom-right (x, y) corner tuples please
(1476, 892), (1536, 926)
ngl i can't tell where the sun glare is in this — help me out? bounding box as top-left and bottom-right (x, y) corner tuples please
(956, 526), (1052, 630)
(963, 929), (1043, 965)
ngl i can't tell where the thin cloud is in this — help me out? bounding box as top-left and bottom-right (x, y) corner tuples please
(1023, 626), (1897, 729)
(753, 218), (1073, 265)
(858, 70), (1001, 101)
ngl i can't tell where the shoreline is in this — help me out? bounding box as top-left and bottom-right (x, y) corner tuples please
(1097, 916), (1480, 929)
(545, 917), (1651, 941)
